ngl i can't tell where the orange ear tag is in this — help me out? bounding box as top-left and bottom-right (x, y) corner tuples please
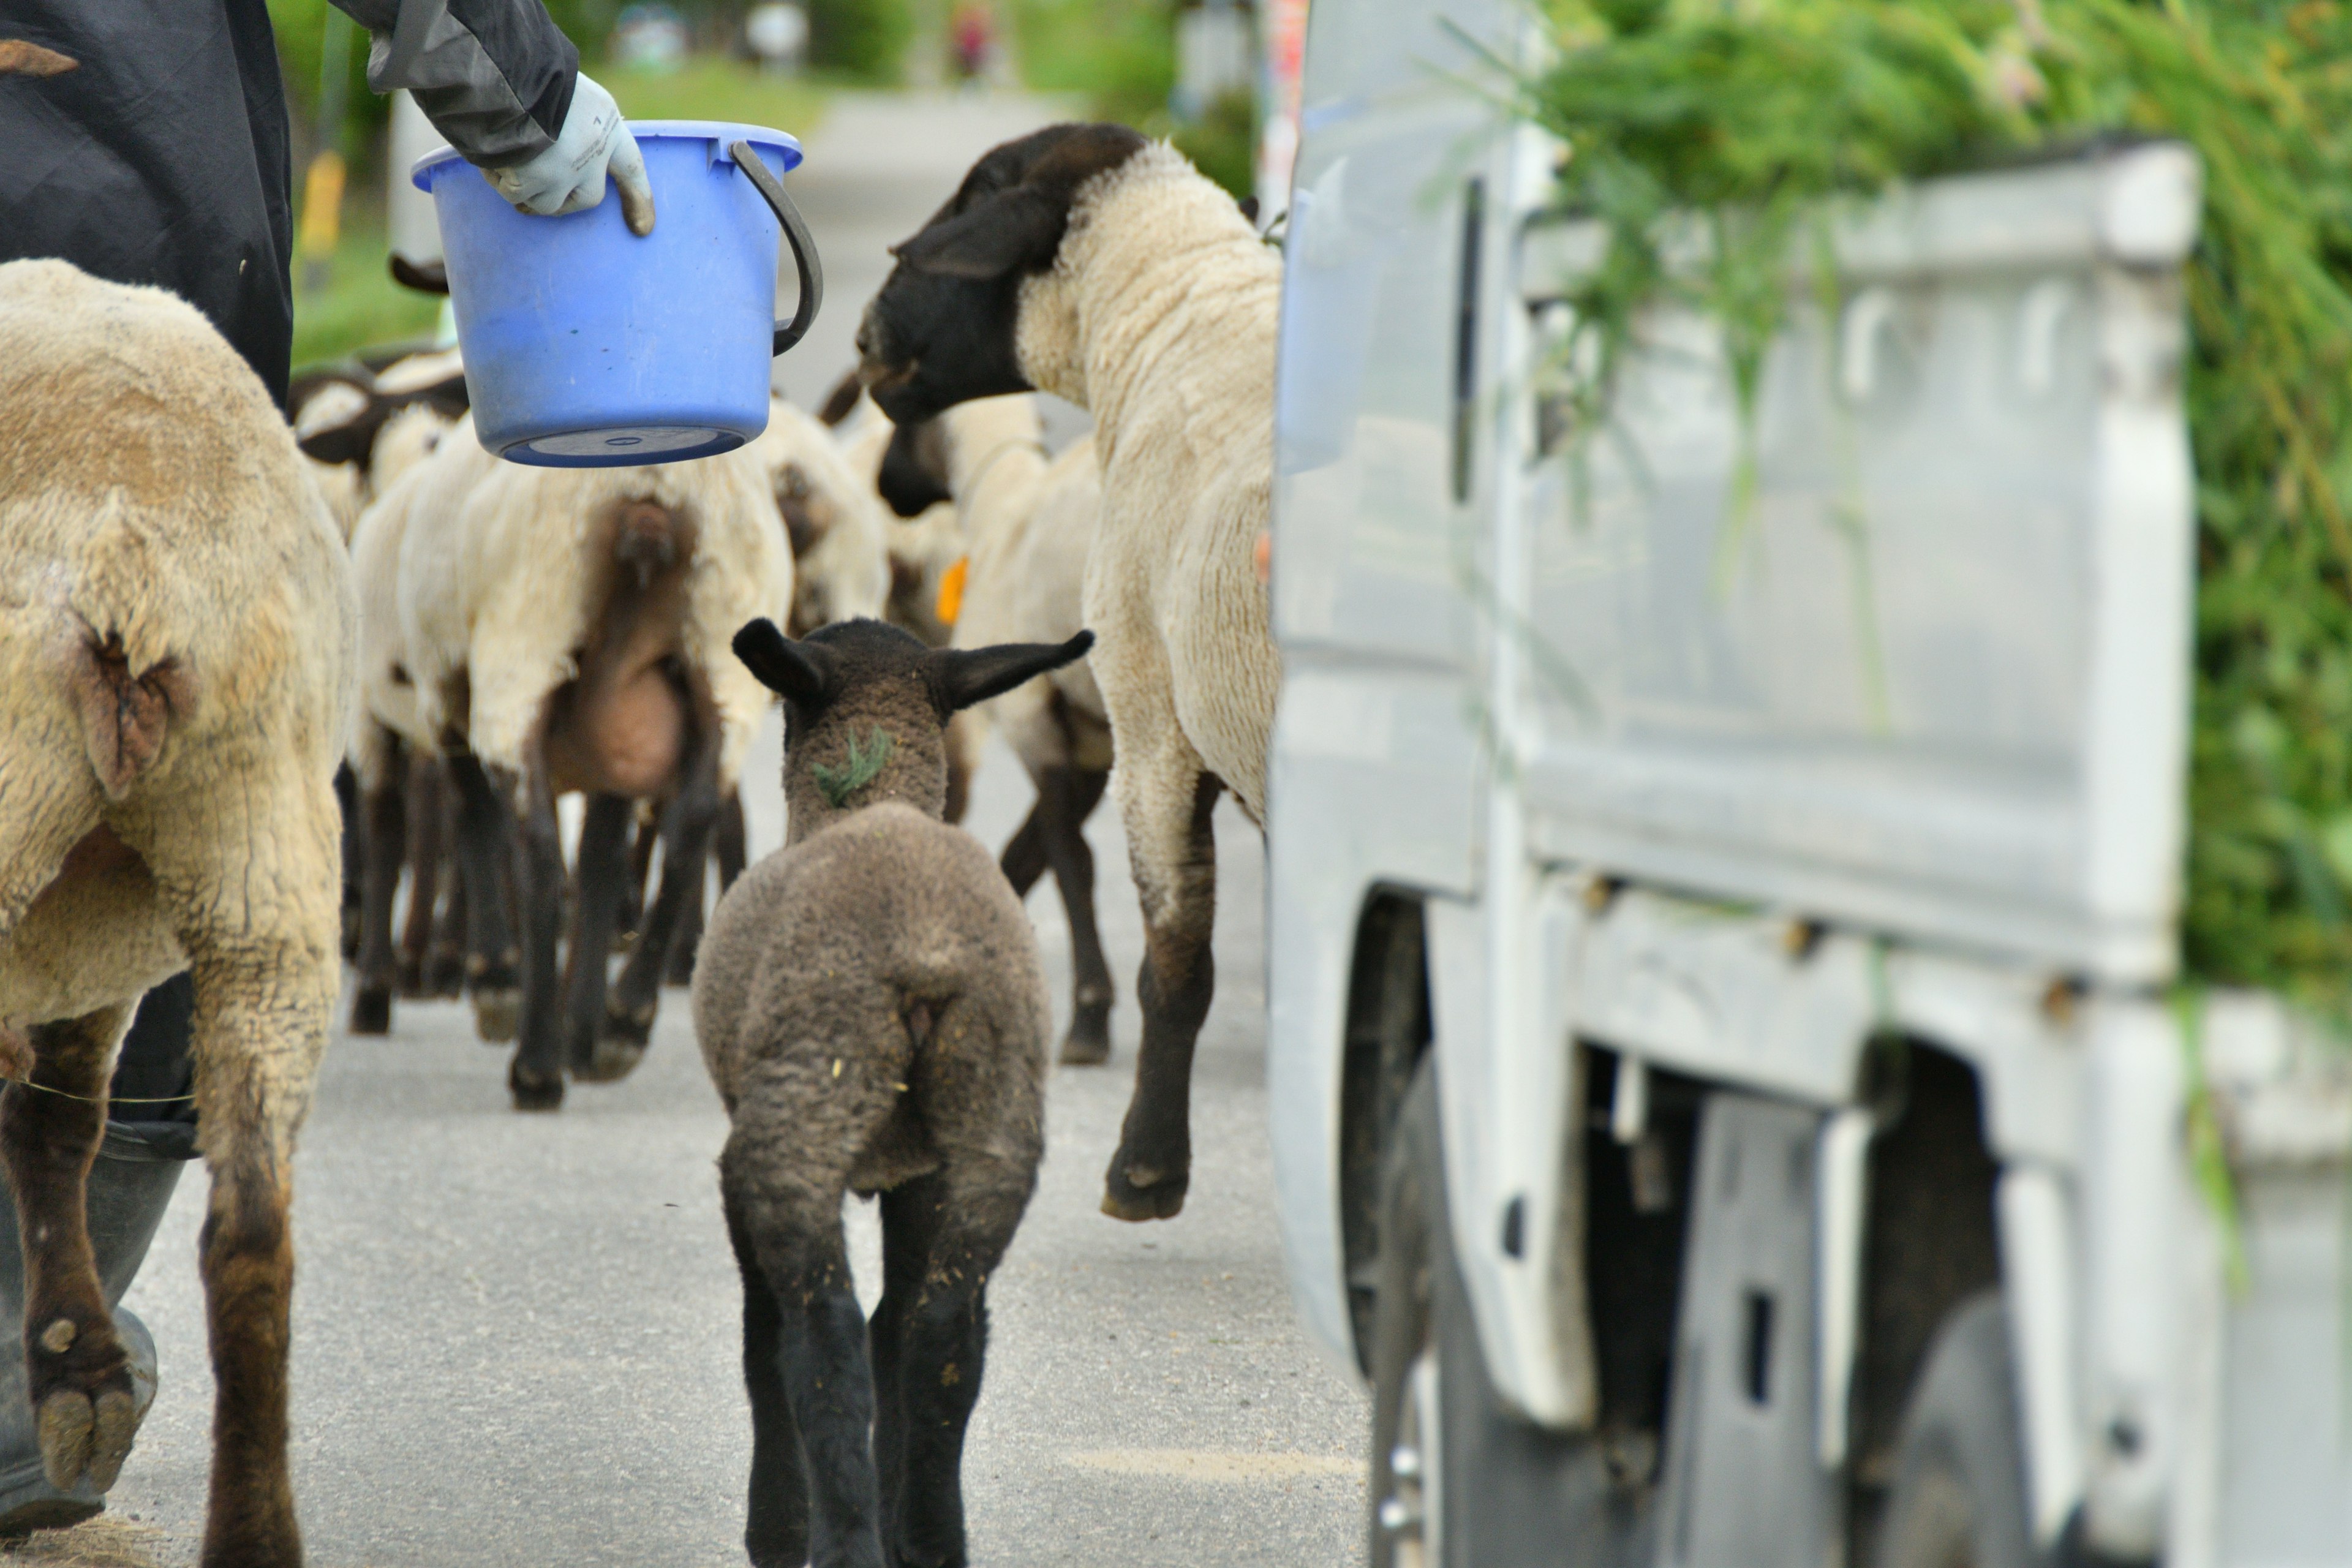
(936, 556), (970, 625)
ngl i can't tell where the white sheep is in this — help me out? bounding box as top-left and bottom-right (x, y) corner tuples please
(399, 439), (793, 1109)
(877, 395), (1118, 1065)
(0, 258), (352, 1563)
(858, 125), (1281, 1219)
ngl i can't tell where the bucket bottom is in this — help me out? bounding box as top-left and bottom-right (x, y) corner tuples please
(500, 424), (747, 468)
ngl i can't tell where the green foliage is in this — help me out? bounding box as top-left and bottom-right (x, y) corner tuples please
(813, 728), (898, 808)
(1520, 0), (2352, 1015)
(1009, 0), (1258, 200)
(807, 0), (916, 80)
(1172, 88), (1257, 201)
(291, 225), (445, 370)
(605, 58), (831, 131)
(269, 0), (386, 154)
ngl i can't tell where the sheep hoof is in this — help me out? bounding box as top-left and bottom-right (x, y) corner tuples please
(1099, 1160), (1188, 1222)
(575, 1038), (647, 1084)
(471, 987), (522, 1044)
(508, 1062), (565, 1112)
(1060, 1001), (1112, 1066)
(349, 984), (393, 1036)
(34, 1381), (133, 1494)
(428, 948), (468, 1000)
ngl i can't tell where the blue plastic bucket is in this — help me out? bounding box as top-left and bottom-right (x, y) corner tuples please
(415, 122), (818, 467)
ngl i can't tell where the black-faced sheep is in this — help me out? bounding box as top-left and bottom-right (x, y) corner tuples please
(0, 258), (350, 1566)
(876, 397), (1117, 1066)
(399, 445), (792, 1108)
(857, 124), (1281, 1219)
(694, 616), (1089, 1568)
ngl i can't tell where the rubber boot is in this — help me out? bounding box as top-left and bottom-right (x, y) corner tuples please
(0, 1118), (191, 1536)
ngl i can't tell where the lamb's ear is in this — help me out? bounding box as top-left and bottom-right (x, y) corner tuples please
(733, 619), (840, 706)
(932, 631), (1095, 711)
(891, 187), (1068, 281)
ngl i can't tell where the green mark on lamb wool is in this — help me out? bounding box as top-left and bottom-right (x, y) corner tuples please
(814, 728), (895, 808)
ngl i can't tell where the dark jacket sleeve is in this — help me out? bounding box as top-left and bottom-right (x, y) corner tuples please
(328, 0), (578, 168)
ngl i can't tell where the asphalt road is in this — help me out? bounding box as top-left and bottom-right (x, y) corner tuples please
(79, 92), (1368, 1568)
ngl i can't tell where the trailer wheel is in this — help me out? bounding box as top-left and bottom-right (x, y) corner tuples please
(1370, 1061), (1637, 1568)
(1877, 1292), (2040, 1568)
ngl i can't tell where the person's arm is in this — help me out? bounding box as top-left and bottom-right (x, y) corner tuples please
(330, 0), (653, 232)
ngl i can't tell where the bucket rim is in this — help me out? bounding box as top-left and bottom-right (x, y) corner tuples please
(413, 121), (804, 192)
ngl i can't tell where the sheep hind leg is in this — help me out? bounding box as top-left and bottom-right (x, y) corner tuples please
(336, 763), (363, 961)
(1102, 770), (1221, 1222)
(590, 719), (720, 1080)
(561, 793), (634, 1079)
(726, 1190), (810, 1568)
(0, 1005), (140, 1494)
(445, 752), (524, 1043)
(725, 1149), (885, 1568)
(349, 745), (408, 1036)
(499, 747), (568, 1111)
(1040, 765), (1114, 1067)
(396, 753), (447, 998)
(880, 1154), (1030, 1568)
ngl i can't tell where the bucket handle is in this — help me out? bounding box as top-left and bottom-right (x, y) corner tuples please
(731, 140), (824, 358)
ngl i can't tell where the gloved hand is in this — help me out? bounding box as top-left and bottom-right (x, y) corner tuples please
(483, 74), (656, 235)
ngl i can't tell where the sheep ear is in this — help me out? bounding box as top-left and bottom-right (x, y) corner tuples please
(932, 631), (1095, 711)
(733, 619), (839, 705)
(296, 404), (391, 467)
(891, 187), (1067, 281)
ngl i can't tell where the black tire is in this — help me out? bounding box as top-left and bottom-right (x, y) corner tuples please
(1367, 1061), (1649, 1568)
(1877, 1292), (2041, 1568)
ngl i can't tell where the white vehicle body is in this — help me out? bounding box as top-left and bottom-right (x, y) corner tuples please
(1265, 1), (2352, 1561)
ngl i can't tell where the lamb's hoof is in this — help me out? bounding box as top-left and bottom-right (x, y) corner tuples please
(1100, 1155), (1188, 1222)
(470, 987), (522, 1044)
(349, 984), (393, 1036)
(1060, 995), (1112, 1066)
(508, 1061), (565, 1112)
(574, 1003), (653, 1083)
(427, 947), (468, 1000)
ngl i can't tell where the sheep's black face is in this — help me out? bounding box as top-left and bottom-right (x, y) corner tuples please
(857, 122), (1147, 426)
(876, 418), (953, 518)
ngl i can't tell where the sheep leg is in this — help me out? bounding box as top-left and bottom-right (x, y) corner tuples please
(427, 793), (470, 1001)
(715, 787), (748, 890)
(615, 806), (657, 956)
(500, 748), (569, 1111)
(349, 744), (408, 1036)
(1102, 769), (1222, 1222)
(726, 1189), (810, 1568)
(445, 752), (524, 1043)
(663, 854), (709, 989)
(335, 762), (363, 961)
(867, 1173), (937, 1550)
(664, 788), (745, 989)
(396, 752), (446, 997)
(877, 1158), (1025, 1568)
(594, 722), (722, 1079)
(561, 793), (635, 1078)
(1039, 765), (1113, 1066)
(0, 1005), (139, 1495)
(724, 1148), (885, 1568)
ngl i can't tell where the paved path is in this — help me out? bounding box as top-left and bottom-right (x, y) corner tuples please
(85, 90), (1368, 1568)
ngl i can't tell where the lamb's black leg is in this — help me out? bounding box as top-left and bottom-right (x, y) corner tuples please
(593, 717), (721, 1079)
(349, 747), (409, 1036)
(1039, 764), (1113, 1066)
(501, 747), (568, 1110)
(563, 793), (634, 1078)
(726, 1193), (809, 1568)
(397, 752), (445, 997)
(444, 751), (523, 1044)
(887, 1156), (1031, 1568)
(871, 1174), (945, 1551)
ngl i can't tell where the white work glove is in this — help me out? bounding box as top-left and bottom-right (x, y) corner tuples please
(483, 74), (656, 235)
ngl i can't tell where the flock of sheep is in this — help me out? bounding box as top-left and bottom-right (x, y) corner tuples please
(0, 119), (1279, 1568)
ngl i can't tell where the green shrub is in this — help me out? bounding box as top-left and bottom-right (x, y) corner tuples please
(1518, 0), (2352, 1014)
(808, 0), (915, 81)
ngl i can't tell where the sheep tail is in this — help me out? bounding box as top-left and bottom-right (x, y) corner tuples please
(65, 625), (197, 799)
